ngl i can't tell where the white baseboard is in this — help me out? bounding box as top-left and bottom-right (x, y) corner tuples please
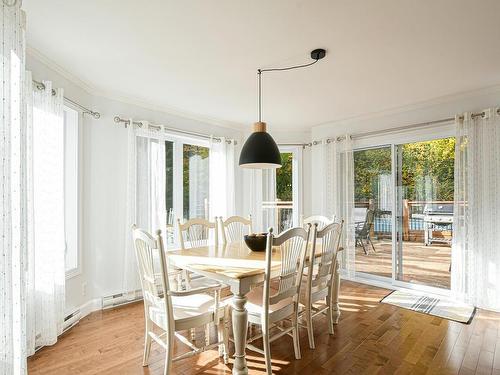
(80, 298), (102, 318)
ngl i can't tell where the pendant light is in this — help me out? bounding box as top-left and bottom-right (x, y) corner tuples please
(239, 48), (326, 169)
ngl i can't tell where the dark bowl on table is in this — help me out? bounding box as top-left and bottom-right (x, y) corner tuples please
(244, 233), (268, 252)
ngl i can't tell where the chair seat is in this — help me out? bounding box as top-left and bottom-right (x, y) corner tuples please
(149, 293), (227, 331)
(245, 283), (294, 324)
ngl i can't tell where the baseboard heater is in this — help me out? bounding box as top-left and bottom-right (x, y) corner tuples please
(102, 290), (143, 309)
(63, 309), (82, 333)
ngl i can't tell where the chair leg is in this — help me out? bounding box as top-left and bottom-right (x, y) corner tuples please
(217, 320), (224, 357)
(205, 323), (211, 347)
(142, 320), (152, 366)
(360, 239), (368, 255)
(190, 328), (196, 341)
(218, 309), (230, 364)
(223, 315), (230, 364)
(331, 261), (341, 325)
(262, 329), (273, 375)
(292, 315), (302, 360)
(164, 337), (174, 375)
(326, 295), (335, 335)
(368, 236), (376, 252)
(305, 306), (315, 349)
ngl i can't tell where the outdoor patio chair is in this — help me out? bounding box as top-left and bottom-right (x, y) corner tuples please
(355, 209), (376, 255)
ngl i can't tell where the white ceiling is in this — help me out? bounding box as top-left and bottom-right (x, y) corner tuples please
(24, 0), (500, 131)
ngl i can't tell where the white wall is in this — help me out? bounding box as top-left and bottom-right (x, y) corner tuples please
(27, 54), (244, 314)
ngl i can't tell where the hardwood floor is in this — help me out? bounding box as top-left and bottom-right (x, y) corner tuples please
(28, 281), (499, 375)
(355, 240), (451, 289)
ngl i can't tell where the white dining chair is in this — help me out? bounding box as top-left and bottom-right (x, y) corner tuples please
(301, 214), (336, 230)
(245, 225), (311, 374)
(219, 215), (253, 244)
(178, 217), (218, 249)
(299, 220), (343, 349)
(131, 225), (230, 375)
(177, 217), (224, 343)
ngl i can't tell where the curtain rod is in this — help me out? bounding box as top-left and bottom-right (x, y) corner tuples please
(113, 116), (236, 145)
(33, 79), (101, 119)
(277, 142), (312, 149)
(311, 108), (500, 145)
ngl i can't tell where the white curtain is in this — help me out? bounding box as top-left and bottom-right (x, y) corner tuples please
(123, 123), (167, 295)
(209, 137), (235, 218)
(314, 136), (355, 278)
(0, 4), (28, 374)
(25, 80), (66, 354)
(247, 169), (263, 231)
(262, 169), (277, 232)
(452, 109), (500, 311)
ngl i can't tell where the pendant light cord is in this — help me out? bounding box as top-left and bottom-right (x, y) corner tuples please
(257, 57), (320, 123)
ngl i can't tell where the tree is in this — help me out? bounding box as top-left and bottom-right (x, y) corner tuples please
(353, 138), (455, 204)
(276, 152), (293, 201)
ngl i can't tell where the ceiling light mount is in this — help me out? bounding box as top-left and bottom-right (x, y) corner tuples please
(311, 48), (326, 60)
(239, 48), (327, 169)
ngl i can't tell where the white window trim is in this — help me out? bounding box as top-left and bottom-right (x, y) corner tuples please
(65, 107), (82, 279)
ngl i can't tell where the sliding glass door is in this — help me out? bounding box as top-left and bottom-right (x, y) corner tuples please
(353, 146), (393, 280)
(353, 137), (454, 291)
(395, 138), (454, 289)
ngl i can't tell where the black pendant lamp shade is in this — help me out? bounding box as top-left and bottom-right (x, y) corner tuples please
(239, 48), (326, 169)
(239, 122), (281, 169)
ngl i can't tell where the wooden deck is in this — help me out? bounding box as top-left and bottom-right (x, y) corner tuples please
(355, 239), (451, 289)
(28, 281), (498, 374)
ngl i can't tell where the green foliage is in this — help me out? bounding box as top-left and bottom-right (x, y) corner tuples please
(353, 138), (456, 203)
(401, 138), (455, 201)
(165, 141), (174, 211)
(354, 147), (392, 202)
(276, 153), (293, 201)
(182, 144), (209, 219)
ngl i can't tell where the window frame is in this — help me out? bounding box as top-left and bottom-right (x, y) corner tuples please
(64, 106), (82, 279)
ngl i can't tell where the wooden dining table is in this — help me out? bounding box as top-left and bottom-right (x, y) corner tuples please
(167, 241), (341, 375)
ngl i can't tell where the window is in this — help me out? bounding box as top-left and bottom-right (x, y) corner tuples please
(63, 107), (80, 275)
(262, 147), (302, 233)
(276, 152), (294, 232)
(162, 138), (210, 245)
(183, 144), (210, 220)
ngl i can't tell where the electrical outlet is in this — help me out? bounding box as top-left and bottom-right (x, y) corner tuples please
(82, 282), (87, 296)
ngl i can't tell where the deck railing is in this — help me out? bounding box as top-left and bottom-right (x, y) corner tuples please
(356, 200), (453, 242)
(262, 201), (294, 233)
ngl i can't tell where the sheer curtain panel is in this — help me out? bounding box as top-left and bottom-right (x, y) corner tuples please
(314, 137), (355, 278)
(27, 80), (66, 353)
(452, 109), (500, 311)
(209, 137), (235, 218)
(0, 3), (28, 374)
(123, 123), (167, 296)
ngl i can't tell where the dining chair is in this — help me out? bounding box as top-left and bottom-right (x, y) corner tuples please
(219, 215), (253, 244)
(245, 225), (311, 374)
(301, 214), (336, 230)
(177, 217), (224, 343)
(299, 220), (343, 349)
(131, 225), (230, 375)
(178, 217), (218, 249)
